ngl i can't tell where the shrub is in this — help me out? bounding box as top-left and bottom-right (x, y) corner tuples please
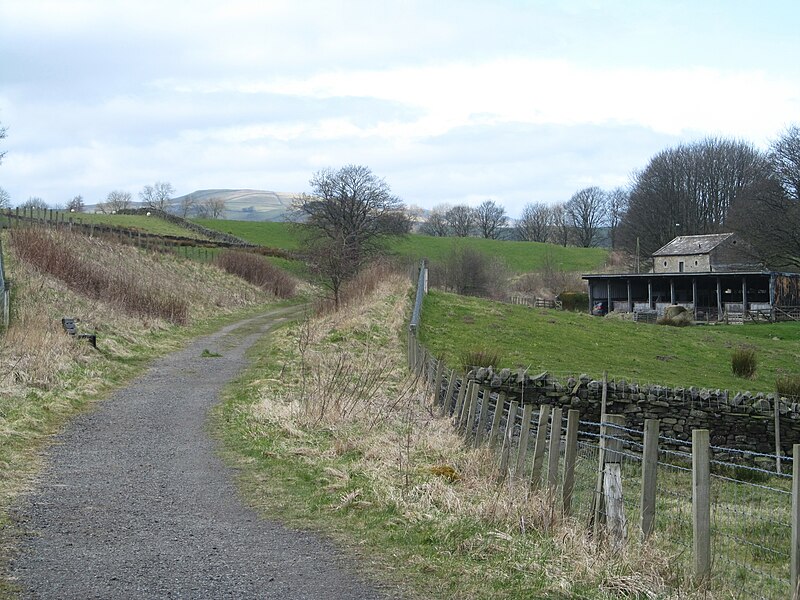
(776, 374), (800, 398)
(558, 291), (589, 312)
(429, 245), (508, 299)
(731, 347), (757, 378)
(214, 250), (296, 298)
(460, 349), (503, 372)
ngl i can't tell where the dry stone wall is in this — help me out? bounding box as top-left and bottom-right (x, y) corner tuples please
(466, 366), (799, 457)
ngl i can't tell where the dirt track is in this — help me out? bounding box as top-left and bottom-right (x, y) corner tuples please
(9, 307), (392, 599)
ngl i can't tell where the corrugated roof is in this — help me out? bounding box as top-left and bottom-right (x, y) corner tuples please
(652, 233), (734, 256)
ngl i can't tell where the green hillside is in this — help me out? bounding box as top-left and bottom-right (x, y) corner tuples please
(12, 210), (209, 239)
(420, 290), (800, 393)
(194, 220), (609, 273)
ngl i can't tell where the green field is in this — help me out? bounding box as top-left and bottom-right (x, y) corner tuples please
(391, 234), (609, 273)
(419, 290), (800, 393)
(193, 220), (609, 273)
(7, 209), (209, 239)
(192, 219), (301, 250)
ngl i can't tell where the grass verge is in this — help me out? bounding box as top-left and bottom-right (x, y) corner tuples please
(212, 267), (696, 599)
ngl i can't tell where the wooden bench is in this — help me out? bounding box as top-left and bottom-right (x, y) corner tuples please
(61, 317), (97, 348)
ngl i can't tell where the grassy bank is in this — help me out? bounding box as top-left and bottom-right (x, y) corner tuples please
(214, 266), (696, 599)
(0, 228), (299, 595)
(419, 290), (800, 393)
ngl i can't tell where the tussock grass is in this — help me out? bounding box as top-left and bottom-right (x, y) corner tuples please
(219, 264), (700, 599)
(731, 347), (757, 379)
(214, 250), (297, 299)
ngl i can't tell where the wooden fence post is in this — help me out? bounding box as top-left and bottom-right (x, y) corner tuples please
(602, 415), (627, 548)
(641, 419), (660, 540)
(474, 387), (492, 447)
(775, 397), (782, 474)
(464, 383), (480, 442)
(529, 405), (551, 489)
(488, 393), (505, 449)
(442, 369), (457, 416)
(562, 409), (580, 515)
(692, 429), (711, 582)
(498, 400), (518, 481)
(453, 378), (468, 427)
(547, 407), (563, 489)
(515, 403), (534, 479)
(791, 444), (800, 599)
(432, 358), (444, 405)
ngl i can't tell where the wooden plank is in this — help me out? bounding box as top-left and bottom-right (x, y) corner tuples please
(432, 359), (445, 406)
(562, 409), (580, 515)
(640, 419), (659, 540)
(453, 378), (468, 427)
(603, 463), (628, 550)
(515, 404), (534, 479)
(692, 429), (711, 582)
(498, 400), (518, 482)
(474, 386), (492, 447)
(488, 393), (506, 449)
(529, 405), (551, 489)
(547, 407), (563, 488)
(442, 369), (457, 416)
(463, 382), (480, 441)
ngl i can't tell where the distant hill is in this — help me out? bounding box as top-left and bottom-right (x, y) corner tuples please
(171, 189), (300, 222)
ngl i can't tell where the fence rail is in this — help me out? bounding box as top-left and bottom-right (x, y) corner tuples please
(407, 260), (800, 599)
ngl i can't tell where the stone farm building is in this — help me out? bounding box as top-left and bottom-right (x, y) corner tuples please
(583, 233), (800, 322)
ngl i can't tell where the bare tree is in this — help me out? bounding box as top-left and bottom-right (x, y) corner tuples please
(20, 196), (49, 210)
(199, 197), (226, 219)
(0, 187), (10, 210)
(474, 199), (508, 239)
(292, 164), (410, 308)
(139, 181), (175, 211)
(66, 195), (85, 212)
(618, 138), (771, 256)
(550, 203), (571, 247)
(606, 187), (629, 249)
(178, 195), (196, 218)
(730, 126), (800, 269)
(0, 121), (6, 165)
(565, 187), (606, 248)
(100, 190), (132, 213)
(420, 204), (450, 236)
(516, 202), (553, 242)
(445, 204), (475, 237)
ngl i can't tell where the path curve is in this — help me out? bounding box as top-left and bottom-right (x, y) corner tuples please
(9, 306), (392, 599)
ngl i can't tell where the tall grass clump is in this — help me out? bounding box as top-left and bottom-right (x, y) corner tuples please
(214, 250), (296, 299)
(776, 373), (800, 398)
(732, 346), (757, 378)
(314, 260), (399, 315)
(10, 228), (188, 323)
(460, 349), (504, 372)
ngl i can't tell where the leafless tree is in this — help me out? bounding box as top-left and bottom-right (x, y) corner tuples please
(20, 196), (49, 210)
(100, 190), (132, 213)
(292, 164), (410, 308)
(606, 187), (629, 249)
(474, 199), (508, 239)
(66, 195), (85, 212)
(199, 197), (226, 219)
(550, 203), (571, 247)
(565, 187), (606, 248)
(516, 202), (553, 242)
(618, 138), (771, 256)
(178, 195), (196, 218)
(729, 126), (800, 269)
(0, 121), (6, 165)
(139, 181), (175, 211)
(420, 204), (450, 236)
(445, 204), (475, 237)
(0, 187), (10, 210)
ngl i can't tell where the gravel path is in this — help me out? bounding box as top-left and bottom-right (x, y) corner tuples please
(9, 306), (393, 599)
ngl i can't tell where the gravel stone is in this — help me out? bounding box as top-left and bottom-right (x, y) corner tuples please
(10, 307), (394, 599)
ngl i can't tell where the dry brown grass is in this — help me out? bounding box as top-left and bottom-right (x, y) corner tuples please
(0, 226), (276, 520)
(214, 249), (297, 299)
(246, 264), (698, 599)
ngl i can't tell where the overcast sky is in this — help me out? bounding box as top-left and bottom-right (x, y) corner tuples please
(1, 1), (798, 218)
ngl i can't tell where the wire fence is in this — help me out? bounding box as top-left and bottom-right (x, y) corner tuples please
(408, 333), (799, 599)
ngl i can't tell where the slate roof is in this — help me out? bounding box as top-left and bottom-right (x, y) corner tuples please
(652, 233), (734, 257)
